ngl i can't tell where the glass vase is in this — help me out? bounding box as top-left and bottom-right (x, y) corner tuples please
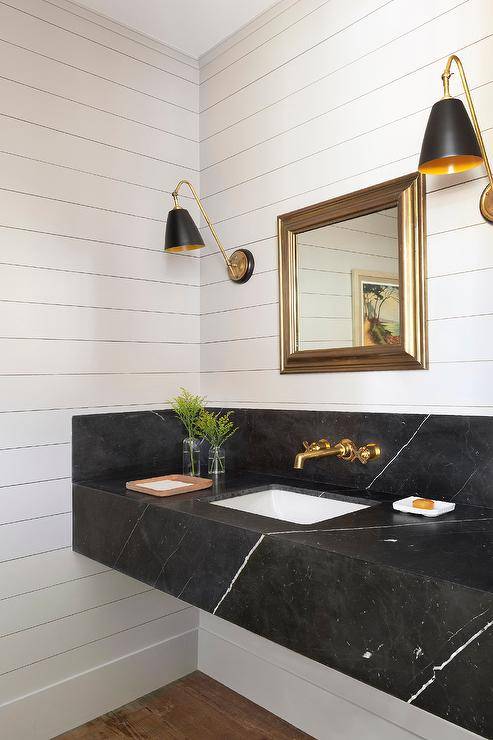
(183, 437), (201, 477)
(208, 445), (225, 475)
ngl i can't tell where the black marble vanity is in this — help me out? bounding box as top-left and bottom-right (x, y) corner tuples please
(73, 409), (493, 739)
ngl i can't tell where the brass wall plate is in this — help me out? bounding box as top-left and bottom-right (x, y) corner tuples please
(229, 248), (255, 283)
(278, 172), (428, 373)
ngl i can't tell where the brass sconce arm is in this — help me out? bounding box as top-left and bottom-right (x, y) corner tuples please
(170, 179), (255, 283)
(441, 55), (493, 189)
(172, 179), (233, 272)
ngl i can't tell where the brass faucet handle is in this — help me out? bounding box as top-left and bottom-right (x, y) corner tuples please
(303, 439), (331, 452)
(356, 443), (381, 465)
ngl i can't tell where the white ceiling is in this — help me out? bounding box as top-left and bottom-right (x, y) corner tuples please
(76, 0), (281, 58)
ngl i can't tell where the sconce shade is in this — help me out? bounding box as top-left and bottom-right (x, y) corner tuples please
(418, 97), (483, 175)
(164, 207), (205, 252)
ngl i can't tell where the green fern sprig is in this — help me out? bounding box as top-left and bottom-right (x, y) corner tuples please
(168, 388), (206, 441)
(197, 410), (238, 447)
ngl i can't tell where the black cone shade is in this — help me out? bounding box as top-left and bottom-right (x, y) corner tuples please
(165, 207), (205, 252)
(419, 97), (483, 175)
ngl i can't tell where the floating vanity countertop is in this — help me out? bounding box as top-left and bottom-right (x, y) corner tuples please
(73, 473), (493, 739)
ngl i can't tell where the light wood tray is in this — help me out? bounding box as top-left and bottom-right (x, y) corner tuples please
(126, 474), (213, 497)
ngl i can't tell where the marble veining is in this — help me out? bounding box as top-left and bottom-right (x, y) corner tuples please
(407, 610), (493, 704)
(73, 408), (493, 508)
(366, 413), (431, 490)
(213, 534), (265, 615)
(72, 408), (493, 738)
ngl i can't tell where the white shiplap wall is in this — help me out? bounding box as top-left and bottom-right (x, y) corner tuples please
(199, 0), (493, 415)
(0, 0), (199, 735)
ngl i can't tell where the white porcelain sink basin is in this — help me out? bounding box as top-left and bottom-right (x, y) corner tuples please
(211, 488), (370, 525)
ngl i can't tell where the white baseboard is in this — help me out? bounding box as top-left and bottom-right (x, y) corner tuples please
(4, 608), (482, 740)
(198, 612), (483, 740)
(0, 628), (198, 740)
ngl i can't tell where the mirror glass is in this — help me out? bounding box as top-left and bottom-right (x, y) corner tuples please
(296, 208), (399, 351)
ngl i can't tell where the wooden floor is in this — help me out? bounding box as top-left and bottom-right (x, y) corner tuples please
(56, 671), (313, 739)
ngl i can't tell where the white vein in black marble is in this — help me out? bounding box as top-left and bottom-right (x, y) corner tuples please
(212, 535), (265, 614)
(366, 414), (431, 490)
(408, 611), (493, 703)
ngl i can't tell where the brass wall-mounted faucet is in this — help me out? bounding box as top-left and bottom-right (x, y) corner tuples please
(293, 438), (380, 470)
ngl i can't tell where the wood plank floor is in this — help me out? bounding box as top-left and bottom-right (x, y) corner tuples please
(55, 671), (313, 739)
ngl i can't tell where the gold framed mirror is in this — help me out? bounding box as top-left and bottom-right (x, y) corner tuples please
(278, 173), (428, 373)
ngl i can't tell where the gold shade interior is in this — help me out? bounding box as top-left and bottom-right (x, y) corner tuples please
(419, 154), (483, 175)
(165, 244), (204, 253)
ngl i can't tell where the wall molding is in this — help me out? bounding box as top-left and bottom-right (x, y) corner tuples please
(198, 613), (482, 740)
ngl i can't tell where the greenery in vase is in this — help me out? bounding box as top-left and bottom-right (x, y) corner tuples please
(168, 388), (206, 441)
(197, 410), (238, 448)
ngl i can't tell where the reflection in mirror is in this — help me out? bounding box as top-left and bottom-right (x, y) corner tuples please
(296, 208), (399, 351)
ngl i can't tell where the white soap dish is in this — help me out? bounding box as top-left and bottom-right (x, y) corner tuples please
(392, 496), (455, 518)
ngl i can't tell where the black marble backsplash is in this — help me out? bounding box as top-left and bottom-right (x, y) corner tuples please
(73, 408), (493, 508)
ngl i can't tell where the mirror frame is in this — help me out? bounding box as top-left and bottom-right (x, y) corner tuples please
(278, 172), (428, 373)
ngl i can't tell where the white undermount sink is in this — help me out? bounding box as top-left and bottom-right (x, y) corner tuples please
(211, 488), (370, 525)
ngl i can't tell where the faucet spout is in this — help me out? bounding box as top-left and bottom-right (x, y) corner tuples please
(293, 438), (380, 469)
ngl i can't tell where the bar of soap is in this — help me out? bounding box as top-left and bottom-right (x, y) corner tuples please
(412, 498), (435, 510)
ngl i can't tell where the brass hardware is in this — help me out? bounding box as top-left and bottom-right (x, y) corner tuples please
(169, 179), (255, 283)
(443, 55), (493, 223)
(441, 55), (493, 199)
(293, 438), (381, 469)
(421, 54), (493, 223)
(278, 172), (428, 373)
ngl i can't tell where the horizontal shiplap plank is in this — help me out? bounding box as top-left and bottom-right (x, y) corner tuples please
(201, 362), (493, 408)
(201, 20), (491, 178)
(0, 445), (70, 487)
(201, 336), (278, 372)
(429, 269), (493, 321)
(0, 77), (197, 173)
(0, 403), (166, 450)
(0, 302), (199, 343)
(429, 315), (493, 363)
(0, 479), (71, 525)
(0, 339), (199, 375)
(18, 0), (199, 80)
(0, 224), (200, 285)
(0, 113), (198, 196)
(201, 0), (391, 113)
(0, 39), (199, 162)
(0, 188), (175, 254)
(0, 550), (107, 601)
(0, 264), (199, 314)
(0, 374), (200, 413)
(199, 0), (317, 79)
(201, 302), (278, 342)
(0, 152), (199, 226)
(0, 1), (198, 110)
(0, 589), (191, 682)
(201, 271), (278, 315)
(428, 222), (493, 277)
(0, 514), (71, 562)
(200, 0), (465, 137)
(201, 102), (491, 225)
(0, 606), (197, 709)
(0, 405), (173, 450)
(0, 570), (150, 637)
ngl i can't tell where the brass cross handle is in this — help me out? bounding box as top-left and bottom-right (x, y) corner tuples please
(302, 439), (331, 452)
(337, 439), (381, 464)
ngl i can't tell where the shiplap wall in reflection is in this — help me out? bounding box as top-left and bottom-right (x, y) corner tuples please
(296, 211), (399, 349)
(0, 0), (198, 733)
(199, 0), (493, 414)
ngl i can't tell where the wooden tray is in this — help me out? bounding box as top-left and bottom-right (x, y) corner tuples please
(126, 474), (213, 497)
